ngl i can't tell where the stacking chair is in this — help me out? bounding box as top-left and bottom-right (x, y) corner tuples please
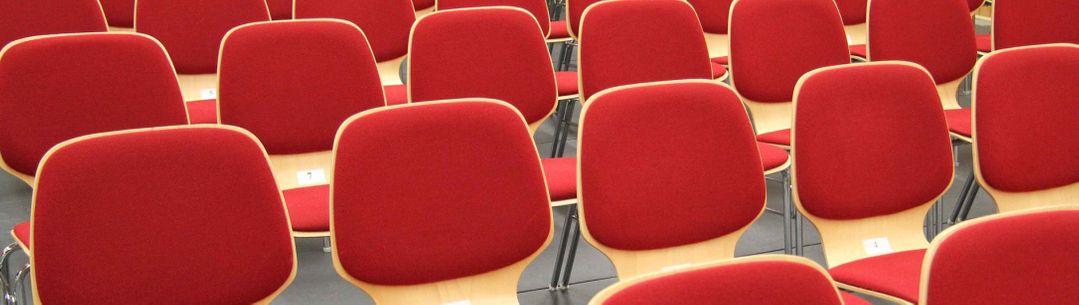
(28, 126), (296, 304)
(100, 0), (135, 30)
(295, 0), (415, 105)
(0, 0), (107, 48)
(793, 62), (954, 305)
(135, 0), (271, 123)
(962, 44), (1079, 218)
(217, 19), (387, 241)
(921, 206), (1079, 305)
(0, 32), (191, 300)
(332, 100), (553, 305)
(591, 256), (860, 305)
(991, 0), (1079, 50)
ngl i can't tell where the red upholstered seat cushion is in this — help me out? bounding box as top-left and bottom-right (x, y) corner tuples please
(711, 56), (728, 65)
(867, 0), (977, 84)
(282, 184), (330, 232)
(99, 0), (135, 27)
(849, 44), (867, 58)
(550, 20), (571, 39)
(294, 0), (414, 62)
(384, 84), (408, 105)
(975, 33), (991, 53)
(944, 108), (971, 137)
(711, 61), (728, 79)
(186, 99), (219, 124)
(556, 71), (579, 96)
(842, 292), (872, 305)
(756, 129), (790, 146)
(758, 142), (789, 171)
(135, 0), (270, 74)
(829, 249), (926, 303)
(0, 0), (107, 47)
(12, 221), (29, 247)
(993, 0), (1079, 49)
(542, 157), (577, 201)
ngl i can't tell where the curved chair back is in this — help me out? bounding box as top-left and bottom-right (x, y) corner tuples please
(591, 256), (846, 305)
(332, 100), (552, 305)
(972, 43), (1079, 213)
(579, 80), (766, 278)
(409, 7), (556, 132)
(792, 62), (953, 267)
(0, 0), (107, 48)
(992, 0), (1079, 50)
(437, 0), (553, 38)
(566, 0), (602, 39)
(294, 0), (415, 85)
(100, 0), (135, 28)
(922, 206), (1079, 305)
(578, 0), (712, 101)
(30, 126), (296, 304)
(729, 0), (850, 136)
(0, 33), (189, 186)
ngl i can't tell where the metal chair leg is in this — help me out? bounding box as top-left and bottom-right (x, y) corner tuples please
(949, 171), (976, 223)
(781, 171), (793, 255)
(549, 100), (568, 158)
(558, 212), (581, 289)
(548, 206), (576, 290)
(9, 263), (27, 305)
(322, 236), (332, 253)
(958, 182), (981, 221)
(554, 100), (577, 157)
(0, 243), (22, 305)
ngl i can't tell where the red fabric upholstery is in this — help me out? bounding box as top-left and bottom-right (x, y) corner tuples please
(0, 34), (189, 177)
(974, 44), (1079, 192)
(711, 61), (727, 79)
(218, 20), (385, 155)
(295, 0), (414, 62)
(135, 0), (269, 74)
(12, 221), (28, 246)
(794, 63), (952, 220)
(975, 33), (991, 53)
(993, 0), (1079, 49)
(384, 84), (408, 105)
(186, 99), (219, 124)
(100, 0), (135, 27)
(0, 0), (107, 48)
(758, 142), (789, 171)
(729, 0), (850, 103)
(413, 0), (435, 10)
(31, 127), (294, 304)
(556, 71), (579, 96)
(867, 0), (977, 84)
(437, 0), (552, 37)
(923, 209), (1079, 305)
(756, 129), (790, 146)
(842, 292), (872, 305)
(829, 249), (925, 303)
(835, 0), (868, 25)
(567, 0), (602, 37)
(711, 56), (728, 65)
(687, 0), (734, 34)
(333, 101), (551, 285)
(580, 81), (765, 250)
(410, 8), (557, 125)
(543, 157), (577, 201)
(550, 20), (571, 39)
(602, 259), (844, 305)
(849, 44), (867, 58)
(267, 0), (293, 19)
(967, 0), (984, 11)
(944, 108), (971, 137)
(283, 184), (330, 232)
(579, 0), (712, 101)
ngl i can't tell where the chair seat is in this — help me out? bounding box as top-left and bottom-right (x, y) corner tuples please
(549, 20), (571, 40)
(829, 249), (926, 303)
(12, 221), (29, 247)
(711, 61), (728, 79)
(186, 99), (219, 124)
(850, 44), (867, 58)
(976, 33), (991, 53)
(556, 71), (579, 97)
(384, 84), (408, 105)
(542, 157), (577, 201)
(711, 56), (728, 66)
(282, 184), (330, 233)
(944, 108), (971, 138)
(842, 292), (871, 305)
(756, 129), (790, 147)
(758, 142), (789, 171)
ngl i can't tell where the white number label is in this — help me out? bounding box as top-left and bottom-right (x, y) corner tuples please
(199, 88), (218, 100)
(444, 301), (471, 305)
(862, 237), (894, 256)
(296, 169), (327, 185)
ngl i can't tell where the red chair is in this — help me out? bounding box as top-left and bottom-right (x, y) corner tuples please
(332, 100), (552, 304)
(217, 19), (387, 240)
(414, 0), (436, 15)
(921, 207), (1079, 305)
(100, 0), (135, 30)
(267, 0), (293, 19)
(793, 62), (954, 305)
(28, 126), (296, 304)
(295, 0), (416, 105)
(685, 0), (734, 66)
(991, 0), (1079, 51)
(968, 43), (1079, 215)
(591, 256), (862, 305)
(0, 0), (107, 48)
(135, 0), (270, 123)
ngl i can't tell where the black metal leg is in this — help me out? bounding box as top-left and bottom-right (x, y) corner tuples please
(554, 100), (577, 157)
(958, 182), (981, 221)
(549, 100), (568, 158)
(949, 171), (976, 223)
(558, 209), (581, 289)
(548, 206), (575, 290)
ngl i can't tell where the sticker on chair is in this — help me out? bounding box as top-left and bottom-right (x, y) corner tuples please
(296, 168), (327, 185)
(862, 237), (893, 256)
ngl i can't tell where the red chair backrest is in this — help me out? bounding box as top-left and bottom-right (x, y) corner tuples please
(294, 0), (415, 62)
(868, 0), (977, 84)
(135, 0), (270, 74)
(0, 0), (107, 48)
(567, 0), (602, 38)
(414, 0), (435, 10)
(922, 208), (1079, 305)
(267, 0), (293, 19)
(687, 0), (735, 34)
(332, 100), (551, 285)
(0, 33), (189, 178)
(218, 20), (386, 155)
(794, 63), (953, 220)
(100, 0), (135, 27)
(31, 126), (296, 304)
(579, 0), (711, 101)
(438, 0), (553, 37)
(993, 0), (1079, 50)
(835, 0), (867, 25)
(973, 44), (1079, 192)
(580, 80), (765, 250)
(409, 8), (556, 126)
(729, 0), (850, 103)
